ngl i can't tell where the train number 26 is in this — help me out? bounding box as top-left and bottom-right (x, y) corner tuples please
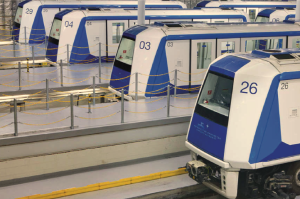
(139, 41), (150, 50)
(240, 81), (258, 94)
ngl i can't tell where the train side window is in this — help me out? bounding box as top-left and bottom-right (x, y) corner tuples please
(221, 41), (235, 55)
(197, 42), (212, 69)
(112, 22), (125, 44)
(292, 38), (300, 49)
(245, 38), (283, 52)
(249, 9), (256, 22)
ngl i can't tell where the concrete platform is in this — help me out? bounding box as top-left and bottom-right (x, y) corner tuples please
(0, 154), (197, 199)
(0, 93), (196, 137)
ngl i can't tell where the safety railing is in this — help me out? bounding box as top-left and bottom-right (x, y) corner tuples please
(0, 77), (199, 137)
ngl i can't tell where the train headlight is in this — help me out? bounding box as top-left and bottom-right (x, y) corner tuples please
(191, 151), (197, 160)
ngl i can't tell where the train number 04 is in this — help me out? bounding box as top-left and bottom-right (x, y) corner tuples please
(240, 81), (258, 94)
(65, 21), (73, 28)
(139, 41), (150, 50)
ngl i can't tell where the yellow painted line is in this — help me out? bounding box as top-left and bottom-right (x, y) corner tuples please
(16, 168), (188, 199)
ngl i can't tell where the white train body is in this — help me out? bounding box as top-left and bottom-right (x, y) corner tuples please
(195, 0), (296, 21)
(46, 8), (250, 63)
(256, 8), (295, 22)
(186, 48), (300, 198)
(12, 0), (186, 44)
(109, 21), (300, 100)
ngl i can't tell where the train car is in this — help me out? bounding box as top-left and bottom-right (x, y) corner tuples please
(195, 0), (296, 21)
(256, 8), (295, 22)
(12, 0), (186, 44)
(46, 8), (250, 64)
(108, 21), (300, 100)
(185, 48), (300, 199)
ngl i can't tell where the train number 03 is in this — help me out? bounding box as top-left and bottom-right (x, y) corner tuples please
(65, 21), (73, 28)
(139, 41), (150, 50)
(240, 81), (258, 94)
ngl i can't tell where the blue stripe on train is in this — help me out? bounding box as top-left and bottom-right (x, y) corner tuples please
(110, 66), (131, 95)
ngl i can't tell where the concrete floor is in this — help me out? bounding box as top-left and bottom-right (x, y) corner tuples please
(0, 154), (196, 199)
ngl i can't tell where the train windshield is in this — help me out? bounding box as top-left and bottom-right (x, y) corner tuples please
(14, 7), (23, 27)
(195, 72), (233, 126)
(49, 19), (62, 45)
(256, 16), (269, 22)
(115, 37), (135, 66)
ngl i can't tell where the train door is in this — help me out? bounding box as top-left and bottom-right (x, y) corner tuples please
(211, 18), (228, 23)
(216, 38), (240, 57)
(107, 20), (129, 60)
(241, 36), (286, 52)
(247, 8), (258, 22)
(191, 39), (216, 88)
(165, 40), (190, 92)
(288, 36), (300, 49)
(86, 21), (106, 62)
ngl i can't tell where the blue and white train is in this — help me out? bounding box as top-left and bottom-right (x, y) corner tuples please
(186, 48), (300, 199)
(46, 8), (250, 63)
(195, 0), (296, 21)
(12, 0), (186, 44)
(256, 8), (295, 22)
(109, 21), (300, 100)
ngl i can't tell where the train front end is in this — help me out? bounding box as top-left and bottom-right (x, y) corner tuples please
(109, 25), (166, 100)
(185, 51), (297, 198)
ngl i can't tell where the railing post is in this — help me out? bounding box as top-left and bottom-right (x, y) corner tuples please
(10, 20), (12, 38)
(167, 85), (170, 117)
(24, 26), (26, 44)
(18, 62), (21, 90)
(88, 95), (91, 113)
(32, 45), (35, 69)
(67, 44), (69, 66)
(121, 89), (124, 123)
(99, 42), (101, 83)
(26, 58), (29, 72)
(46, 78), (49, 110)
(93, 76), (96, 106)
(174, 69), (177, 97)
(135, 72), (138, 101)
(13, 36), (16, 57)
(14, 99), (18, 136)
(60, 59), (63, 87)
(70, 94), (74, 129)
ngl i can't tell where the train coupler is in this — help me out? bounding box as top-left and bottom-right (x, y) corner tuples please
(186, 160), (210, 183)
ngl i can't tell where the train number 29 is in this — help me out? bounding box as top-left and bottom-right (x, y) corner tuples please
(139, 41), (150, 50)
(240, 81), (258, 94)
(26, 8), (33, 14)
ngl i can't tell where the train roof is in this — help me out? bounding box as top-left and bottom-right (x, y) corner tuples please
(60, 7), (248, 18)
(196, 0), (296, 8)
(232, 49), (300, 74)
(18, 0), (186, 8)
(131, 21), (300, 39)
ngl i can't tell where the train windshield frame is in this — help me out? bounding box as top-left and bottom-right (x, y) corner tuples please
(114, 36), (135, 72)
(195, 71), (234, 127)
(14, 6), (23, 27)
(256, 16), (269, 22)
(49, 18), (62, 45)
